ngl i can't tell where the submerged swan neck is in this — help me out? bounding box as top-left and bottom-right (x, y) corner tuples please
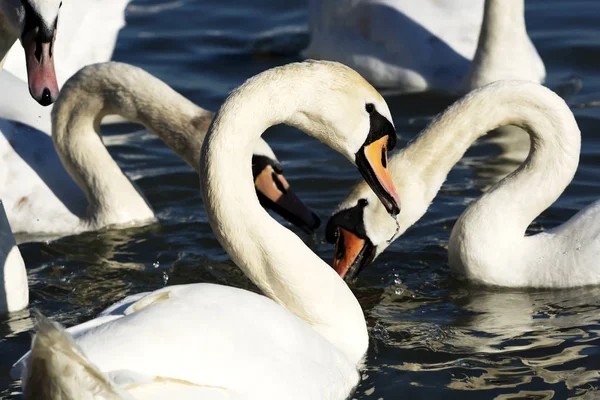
(200, 62), (368, 364)
(52, 62), (212, 226)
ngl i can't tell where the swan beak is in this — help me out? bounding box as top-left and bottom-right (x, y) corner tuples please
(356, 136), (400, 216)
(254, 164), (321, 233)
(332, 227), (375, 281)
(21, 28), (59, 106)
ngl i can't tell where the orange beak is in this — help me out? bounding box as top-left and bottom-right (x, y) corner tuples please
(254, 164), (321, 233)
(333, 227), (376, 280)
(356, 136), (400, 216)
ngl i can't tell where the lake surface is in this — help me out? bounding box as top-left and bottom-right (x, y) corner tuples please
(2, 0), (600, 398)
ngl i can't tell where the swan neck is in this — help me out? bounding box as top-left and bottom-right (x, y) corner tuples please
(398, 82), (580, 240)
(445, 83), (579, 249)
(200, 65), (368, 364)
(481, 0), (526, 37)
(465, 0), (532, 90)
(0, 201), (28, 314)
(52, 63), (211, 226)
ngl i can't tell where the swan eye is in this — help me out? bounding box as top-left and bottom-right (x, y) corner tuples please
(365, 103), (375, 114)
(358, 199), (368, 208)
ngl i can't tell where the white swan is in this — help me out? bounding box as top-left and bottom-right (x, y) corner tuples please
(0, 200), (27, 313)
(3, 0), (130, 87)
(13, 60), (401, 399)
(326, 80), (600, 288)
(0, 0), (63, 105)
(1, 61), (320, 239)
(305, 0), (545, 93)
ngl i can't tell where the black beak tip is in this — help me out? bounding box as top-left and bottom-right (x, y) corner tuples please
(382, 197), (400, 217)
(39, 88), (54, 106)
(310, 212), (321, 230)
(298, 212), (321, 234)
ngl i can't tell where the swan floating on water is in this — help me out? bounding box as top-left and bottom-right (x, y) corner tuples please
(14, 60), (401, 399)
(326, 80), (600, 288)
(2, 62), (319, 238)
(305, 0), (545, 93)
(0, 61), (322, 314)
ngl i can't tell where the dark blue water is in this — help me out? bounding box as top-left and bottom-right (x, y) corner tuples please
(2, 0), (600, 398)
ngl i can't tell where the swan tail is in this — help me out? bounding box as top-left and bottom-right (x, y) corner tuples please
(23, 311), (126, 400)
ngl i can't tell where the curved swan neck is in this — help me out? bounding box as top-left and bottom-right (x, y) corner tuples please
(0, 201), (28, 314)
(51, 62), (212, 226)
(390, 82), (579, 240)
(436, 82), (579, 251)
(200, 62), (369, 364)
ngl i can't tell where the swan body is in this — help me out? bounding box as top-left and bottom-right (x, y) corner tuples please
(327, 81), (599, 288)
(305, 0), (545, 93)
(15, 61), (401, 399)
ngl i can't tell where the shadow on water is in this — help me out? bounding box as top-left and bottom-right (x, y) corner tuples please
(0, 120), (86, 218)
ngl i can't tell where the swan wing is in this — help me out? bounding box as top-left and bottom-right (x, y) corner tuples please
(15, 284), (358, 399)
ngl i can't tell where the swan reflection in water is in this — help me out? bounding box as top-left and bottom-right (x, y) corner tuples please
(365, 283), (600, 396)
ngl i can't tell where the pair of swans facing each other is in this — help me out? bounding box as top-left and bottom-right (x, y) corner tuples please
(14, 61), (401, 399)
(305, 0), (545, 94)
(327, 79), (600, 288)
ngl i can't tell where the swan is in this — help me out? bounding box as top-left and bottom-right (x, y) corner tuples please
(304, 0), (545, 93)
(0, 0), (63, 105)
(3, 0), (130, 87)
(13, 60), (401, 399)
(326, 80), (600, 288)
(0, 200), (27, 313)
(1, 61), (320, 239)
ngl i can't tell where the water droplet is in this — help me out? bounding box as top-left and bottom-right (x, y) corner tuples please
(394, 277), (402, 285)
(162, 271), (169, 285)
(153, 261), (160, 268)
(576, 246), (582, 251)
(395, 288), (404, 296)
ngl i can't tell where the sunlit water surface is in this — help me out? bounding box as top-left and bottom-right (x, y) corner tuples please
(2, 0), (600, 398)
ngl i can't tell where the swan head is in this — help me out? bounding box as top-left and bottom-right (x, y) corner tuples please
(251, 139), (321, 233)
(1, 0), (61, 105)
(325, 181), (400, 280)
(283, 60), (401, 217)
